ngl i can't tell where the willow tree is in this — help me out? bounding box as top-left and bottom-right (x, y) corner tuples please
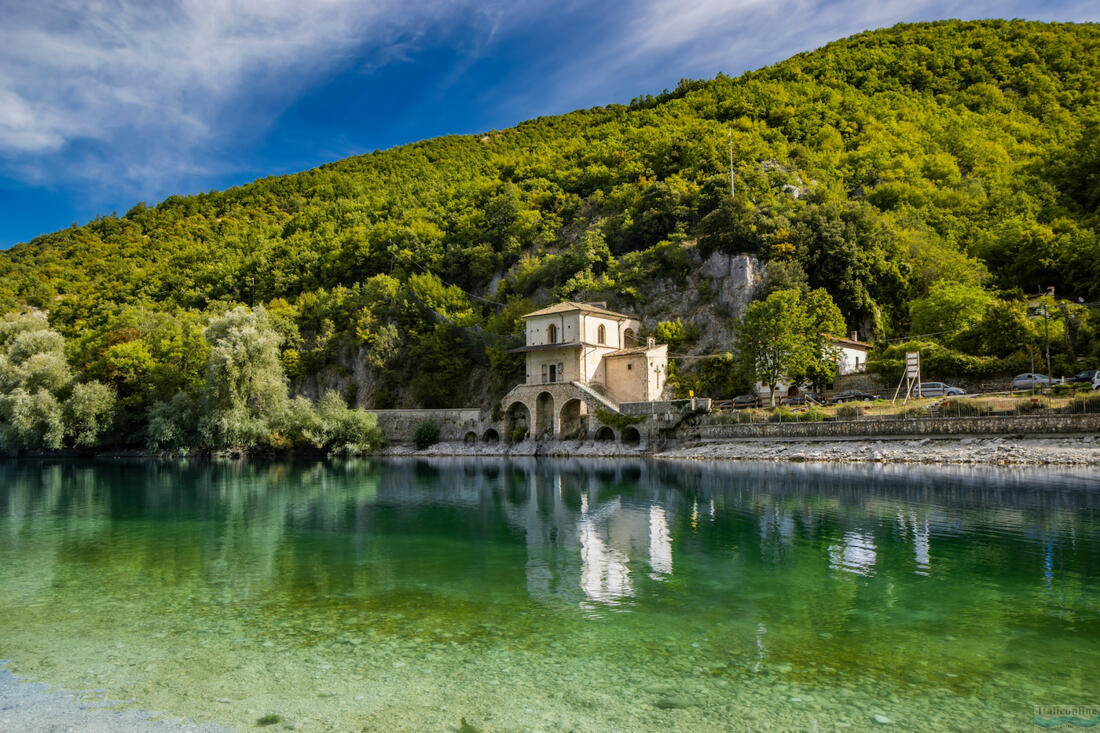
(0, 313), (115, 451)
(200, 306), (289, 449)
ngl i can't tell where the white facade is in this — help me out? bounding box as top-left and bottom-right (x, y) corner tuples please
(513, 302), (668, 404)
(828, 335), (871, 375)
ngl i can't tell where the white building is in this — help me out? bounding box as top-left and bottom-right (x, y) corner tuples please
(828, 333), (871, 375)
(512, 301), (668, 404)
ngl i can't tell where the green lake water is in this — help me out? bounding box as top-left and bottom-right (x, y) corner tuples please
(0, 458), (1097, 731)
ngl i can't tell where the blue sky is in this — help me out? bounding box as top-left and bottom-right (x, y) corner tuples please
(0, 0), (1096, 249)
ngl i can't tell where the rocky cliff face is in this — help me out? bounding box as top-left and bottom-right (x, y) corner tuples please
(297, 249), (765, 409)
(638, 248), (765, 356)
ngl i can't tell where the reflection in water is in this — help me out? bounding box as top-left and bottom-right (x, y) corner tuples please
(0, 458), (1097, 732)
(829, 530), (877, 576)
(648, 506), (672, 578)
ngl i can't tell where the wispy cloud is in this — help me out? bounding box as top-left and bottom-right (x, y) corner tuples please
(520, 0), (1100, 115)
(0, 0), (1095, 217)
(0, 0), (524, 197)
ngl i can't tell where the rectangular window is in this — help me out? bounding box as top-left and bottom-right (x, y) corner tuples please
(549, 364), (557, 383)
(558, 363), (564, 382)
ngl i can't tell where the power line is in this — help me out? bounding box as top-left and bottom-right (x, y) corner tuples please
(403, 257), (508, 308)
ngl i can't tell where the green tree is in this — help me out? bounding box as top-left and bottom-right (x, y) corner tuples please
(653, 319), (688, 351)
(909, 281), (996, 338)
(64, 382), (116, 447)
(797, 288), (849, 390)
(737, 289), (815, 405)
(200, 306), (289, 449)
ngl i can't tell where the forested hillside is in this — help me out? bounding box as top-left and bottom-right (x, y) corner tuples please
(1, 19), (1098, 449)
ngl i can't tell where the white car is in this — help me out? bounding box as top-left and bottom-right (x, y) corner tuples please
(1094, 371), (1100, 390)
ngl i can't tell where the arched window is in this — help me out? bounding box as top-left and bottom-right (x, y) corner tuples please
(547, 324), (557, 344)
(597, 324), (606, 345)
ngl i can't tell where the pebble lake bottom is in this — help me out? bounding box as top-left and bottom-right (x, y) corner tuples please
(0, 458), (1096, 732)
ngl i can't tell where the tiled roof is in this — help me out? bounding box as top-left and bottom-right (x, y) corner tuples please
(604, 344), (663, 357)
(523, 301), (633, 319)
(824, 333), (872, 348)
(507, 341), (587, 353)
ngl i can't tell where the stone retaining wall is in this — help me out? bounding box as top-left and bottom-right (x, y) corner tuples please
(364, 409), (482, 444)
(620, 398), (711, 416)
(681, 413), (1100, 440)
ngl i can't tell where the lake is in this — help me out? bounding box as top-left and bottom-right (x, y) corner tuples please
(0, 458), (1097, 731)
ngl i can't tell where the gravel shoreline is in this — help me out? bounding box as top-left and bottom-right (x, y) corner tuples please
(390, 434), (1100, 465)
(0, 663), (228, 733)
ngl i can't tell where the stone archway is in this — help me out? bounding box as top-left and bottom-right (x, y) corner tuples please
(463, 431), (478, 444)
(595, 426), (615, 442)
(559, 398), (586, 440)
(505, 401), (530, 442)
(535, 391), (555, 439)
(621, 426), (640, 445)
(482, 428), (500, 444)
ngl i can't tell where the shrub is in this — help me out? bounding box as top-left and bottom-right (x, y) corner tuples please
(1070, 392), (1100, 413)
(511, 426), (528, 443)
(594, 408), (645, 430)
(835, 405), (862, 420)
(768, 407), (795, 422)
(317, 391), (382, 454)
(277, 395), (324, 449)
(413, 419), (440, 450)
(1016, 397), (1051, 414)
(800, 408), (827, 422)
(941, 399), (984, 417)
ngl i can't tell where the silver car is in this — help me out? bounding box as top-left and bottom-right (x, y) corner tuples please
(918, 382), (966, 397)
(1012, 373), (1052, 390)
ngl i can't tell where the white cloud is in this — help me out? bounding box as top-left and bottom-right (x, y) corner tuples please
(0, 0), (523, 194)
(0, 0), (1095, 207)
(524, 0), (1100, 115)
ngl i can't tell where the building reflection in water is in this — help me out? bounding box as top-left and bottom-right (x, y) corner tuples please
(828, 530), (877, 576)
(1, 457), (1096, 614)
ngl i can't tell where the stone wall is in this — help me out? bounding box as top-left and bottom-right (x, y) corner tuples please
(364, 409), (482, 444)
(831, 373), (887, 395)
(680, 413), (1100, 441)
(620, 398), (712, 416)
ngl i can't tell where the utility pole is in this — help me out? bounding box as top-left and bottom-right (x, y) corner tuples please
(1044, 286), (1054, 384)
(728, 128), (735, 200)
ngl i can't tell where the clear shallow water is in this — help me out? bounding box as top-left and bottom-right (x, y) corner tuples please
(0, 458), (1097, 732)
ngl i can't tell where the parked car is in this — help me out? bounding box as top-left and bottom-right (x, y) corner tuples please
(917, 382), (966, 397)
(1094, 372), (1100, 391)
(830, 389), (879, 403)
(781, 392), (824, 406)
(732, 394), (761, 409)
(1011, 373), (1052, 390)
(1069, 369), (1099, 384)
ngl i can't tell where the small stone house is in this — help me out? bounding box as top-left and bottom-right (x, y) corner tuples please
(511, 301), (668, 404)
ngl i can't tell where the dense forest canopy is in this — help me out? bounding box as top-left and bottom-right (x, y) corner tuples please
(1, 19), (1098, 448)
